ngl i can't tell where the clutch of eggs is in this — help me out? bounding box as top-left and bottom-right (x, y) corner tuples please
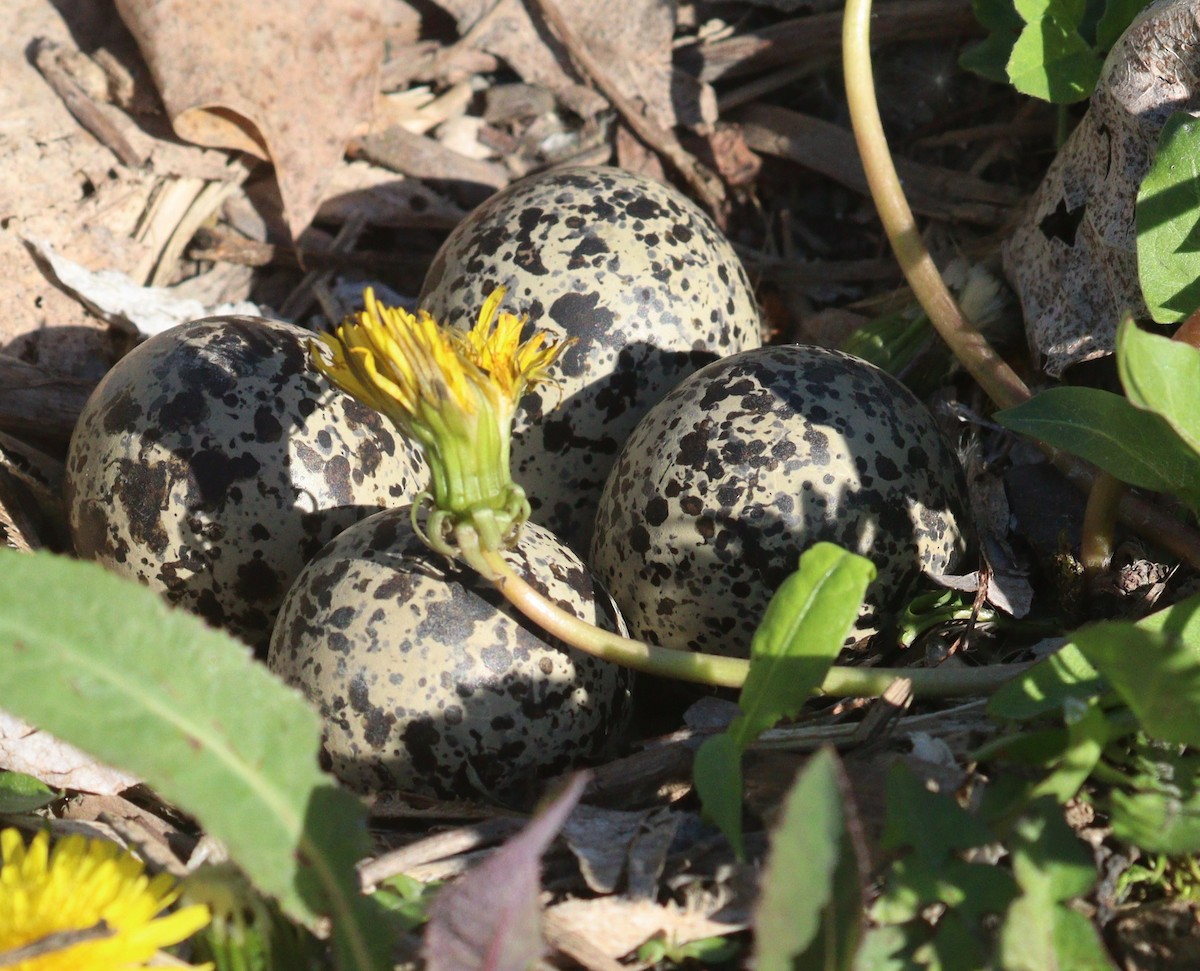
(419, 165), (762, 552)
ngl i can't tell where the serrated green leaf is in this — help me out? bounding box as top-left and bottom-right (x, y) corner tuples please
(0, 550), (389, 971)
(1117, 318), (1200, 454)
(692, 734), (746, 857)
(1110, 788), (1200, 854)
(731, 543), (876, 748)
(987, 642), (1105, 720)
(1137, 113), (1200, 322)
(1008, 7), (1102, 103)
(0, 770), (58, 813)
(995, 387), (1200, 508)
(1073, 618), (1200, 747)
(754, 748), (864, 971)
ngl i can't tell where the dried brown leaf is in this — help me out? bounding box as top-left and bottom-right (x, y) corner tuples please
(546, 895), (746, 961)
(114, 0), (382, 240)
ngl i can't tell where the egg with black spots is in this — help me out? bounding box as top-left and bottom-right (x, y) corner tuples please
(590, 344), (973, 656)
(419, 165), (762, 552)
(268, 506), (633, 802)
(64, 316), (428, 648)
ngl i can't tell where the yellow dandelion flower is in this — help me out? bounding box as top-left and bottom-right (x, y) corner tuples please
(311, 287), (573, 555)
(0, 828), (211, 971)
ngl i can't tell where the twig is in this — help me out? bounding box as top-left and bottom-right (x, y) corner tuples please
(527, 0), (727, 216)
(357, 817), (524, 891)
(278, 211), (368, 321)
(738, 104), (1020, 226)
(31, 39), (145, 168)
(685, 0), (979, 83)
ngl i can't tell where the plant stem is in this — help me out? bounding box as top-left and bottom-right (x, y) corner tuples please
(459, 530), (1031, 698)
(842, 0), (1200, 572)
(842, 0), (1029, 411)
(1081, 471), (1122, 575)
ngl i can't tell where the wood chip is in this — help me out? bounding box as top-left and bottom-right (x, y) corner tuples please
(349, 125), (509, 204)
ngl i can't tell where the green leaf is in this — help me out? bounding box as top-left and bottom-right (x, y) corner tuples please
(693, 734), (746, 857)
(1073, 617), (1200, 747)
(994, 387), (1200, 508)
(1096, 0), (1146, 49)
(731, 543), (876, 748)
(999, 799), (1110, 970)
(1010, 799), (1096, 901)
(1029, 699), (1109, 803)
(1008, 0), (1103, 102)
(999, 896), (1112, 971)
(693, 543), (874, 855)
(987, 642), (1105, 720)
(0, 770), (58, 813)
(1137, 113), (1200, 322)
(853, 924), (915, 971)
(0, 550), (389, 971)
(1117, 318), (1200, 454)
(961, 0), (1025, 83)
(914, 911), (990, 971)
(754, 748), (864, 971)
(1110, 789), (1200, 854)
(881, 762), (994, 862)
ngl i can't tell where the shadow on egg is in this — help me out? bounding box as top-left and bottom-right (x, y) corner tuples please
(65, 316), (427, 653)
(510, 340), (721, 556)
(268, 507), (634, 808)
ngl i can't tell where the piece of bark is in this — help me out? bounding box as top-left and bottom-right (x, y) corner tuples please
(531, 0), (726, 214)
(0, 354), (95, 441)
(434, 0), (699, 130)
(1003, 0), (1200, 374)
(737, 104), (1020, 226)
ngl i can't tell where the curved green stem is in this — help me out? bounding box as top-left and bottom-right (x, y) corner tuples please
(461, 533), (1031, 698)
(842, 0), (1029, 411)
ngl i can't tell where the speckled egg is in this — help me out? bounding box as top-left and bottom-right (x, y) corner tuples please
(65, 316), (428, 648)
(590, 344), (973, 656)
(268, 507), (633, 802)
(418, 165), (762, 552)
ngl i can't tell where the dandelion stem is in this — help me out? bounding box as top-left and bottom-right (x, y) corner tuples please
(462, 534), (1031, 698)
